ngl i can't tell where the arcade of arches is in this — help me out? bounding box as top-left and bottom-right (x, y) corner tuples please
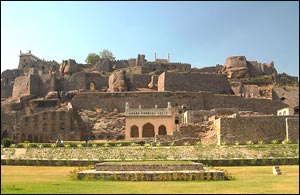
(125, 116), (176, 140)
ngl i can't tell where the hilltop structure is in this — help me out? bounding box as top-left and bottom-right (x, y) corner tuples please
(1, 51), (299, 145)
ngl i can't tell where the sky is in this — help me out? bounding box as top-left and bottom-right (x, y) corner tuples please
(1, 1), (299, 76)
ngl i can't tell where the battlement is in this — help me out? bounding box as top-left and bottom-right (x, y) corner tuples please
(125, 102), (172, 116)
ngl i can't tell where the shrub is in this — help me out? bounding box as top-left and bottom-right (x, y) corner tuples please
(9, 144), (16, 148)
(50, 143), (57, 148)
(271, 139), (278, 144)
(103, 143), (109, 147)
(38, 144), (44, 148)
(168, 142), (175, 146)
(258, 140), (264, 145)
(282, 138), (291, 144)
(16, 143), (24, 148)
(116, 143), (122, 147)
(130, 142), (136, 147)
(155, 142), (161, 147)
(29, 143), (38, 148)
(42, 143), (52, 148)
(1, 138), (14, 147)
(246, 140), (254, 145)
(64, 143), (71, 148)
(183, 141), (190, 146)
(234, 141), (240, 146)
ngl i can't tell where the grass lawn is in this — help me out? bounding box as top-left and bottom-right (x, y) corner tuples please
(1, 165), (299, 194)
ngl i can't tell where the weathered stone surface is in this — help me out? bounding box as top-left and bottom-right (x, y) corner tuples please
(59, 59), (79, 75)
(221, 56), (277, 79)
(45, 91), (58, 99)
(222, 56), (249, 79)
(108, 70), (128, 92)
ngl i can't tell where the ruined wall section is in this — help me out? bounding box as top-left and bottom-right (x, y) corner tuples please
(217, 115), (299, 144)
(142, 62), (191, 74)
(128, 74), (151, 90)
(158, 72), (232, 94)
(12, 75), (40, 98)
(17, 109), (84, 142)
(62, 72), (108, 92)
(1, 69), (23, 98)
(286, 118), (299, 142)
(71, 92), (287, 114)
(272, 86), (299, 110)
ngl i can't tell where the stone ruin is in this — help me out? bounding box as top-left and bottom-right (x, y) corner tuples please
(1, 50), (299, 145)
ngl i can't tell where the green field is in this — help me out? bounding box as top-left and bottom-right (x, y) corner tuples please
(1, 165), (299, 194)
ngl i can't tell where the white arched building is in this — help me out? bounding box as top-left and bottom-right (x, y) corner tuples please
(125, 102), (176, 141)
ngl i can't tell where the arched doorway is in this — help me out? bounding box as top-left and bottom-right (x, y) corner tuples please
(89, 82), (95, 91)
(158, 125), (167, 135)
(130, 125), (139, 137)
(142, 123), (155, 137)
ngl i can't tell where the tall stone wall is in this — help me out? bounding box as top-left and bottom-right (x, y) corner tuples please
(39, 75), (56, 96)
(158, 72), (233, 94)
(62, 72), (108, 92)
(128, 74), (151, 90)
(12, 75), (40, 98)
(216, 115), (299, 145)
(272, 86), (299, 109)
(286, 118), (299, 142)
(1, 69), (23, 98)
(17, 110), (83, 142)
(71, 92), (288, 114)
(142, 62), (191, 74)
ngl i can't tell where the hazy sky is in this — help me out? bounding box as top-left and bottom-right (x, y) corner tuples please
(1, 1), (299, 76)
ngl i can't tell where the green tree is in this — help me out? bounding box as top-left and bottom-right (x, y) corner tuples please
(99, 49), (115, 60)
(85, 53), (100, 65)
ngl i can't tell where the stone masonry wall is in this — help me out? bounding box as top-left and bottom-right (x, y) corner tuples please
(71, 92), (288, 114)
(286, 118), (299, 142)
(216, 115), (299, 145)
(158, 72), (232, 94)
(128, 74), (151, 90)
(12, 75), (40, 98)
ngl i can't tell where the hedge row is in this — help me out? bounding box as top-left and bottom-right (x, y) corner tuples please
(1, 158), (298, 167)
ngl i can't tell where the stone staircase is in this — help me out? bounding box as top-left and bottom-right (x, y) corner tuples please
(273, 166), (282, 175)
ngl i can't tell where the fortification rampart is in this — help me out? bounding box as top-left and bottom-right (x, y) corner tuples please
(158, 72), (232, 94)
(216, 115), (299, 145)
(128, 74), (151, 90)
(71, 92), (288, 114)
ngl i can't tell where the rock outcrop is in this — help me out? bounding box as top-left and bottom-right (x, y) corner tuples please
(221, 56), (277, 79)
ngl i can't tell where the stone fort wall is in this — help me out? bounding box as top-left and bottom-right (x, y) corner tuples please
(158, 72), (233, 94)
(128, 74), (151, 90)
(62, 72), (108, 91)
(18, 110), (82, 143)
(216, 115), (299, 145)
(71, 92), (288, 114)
